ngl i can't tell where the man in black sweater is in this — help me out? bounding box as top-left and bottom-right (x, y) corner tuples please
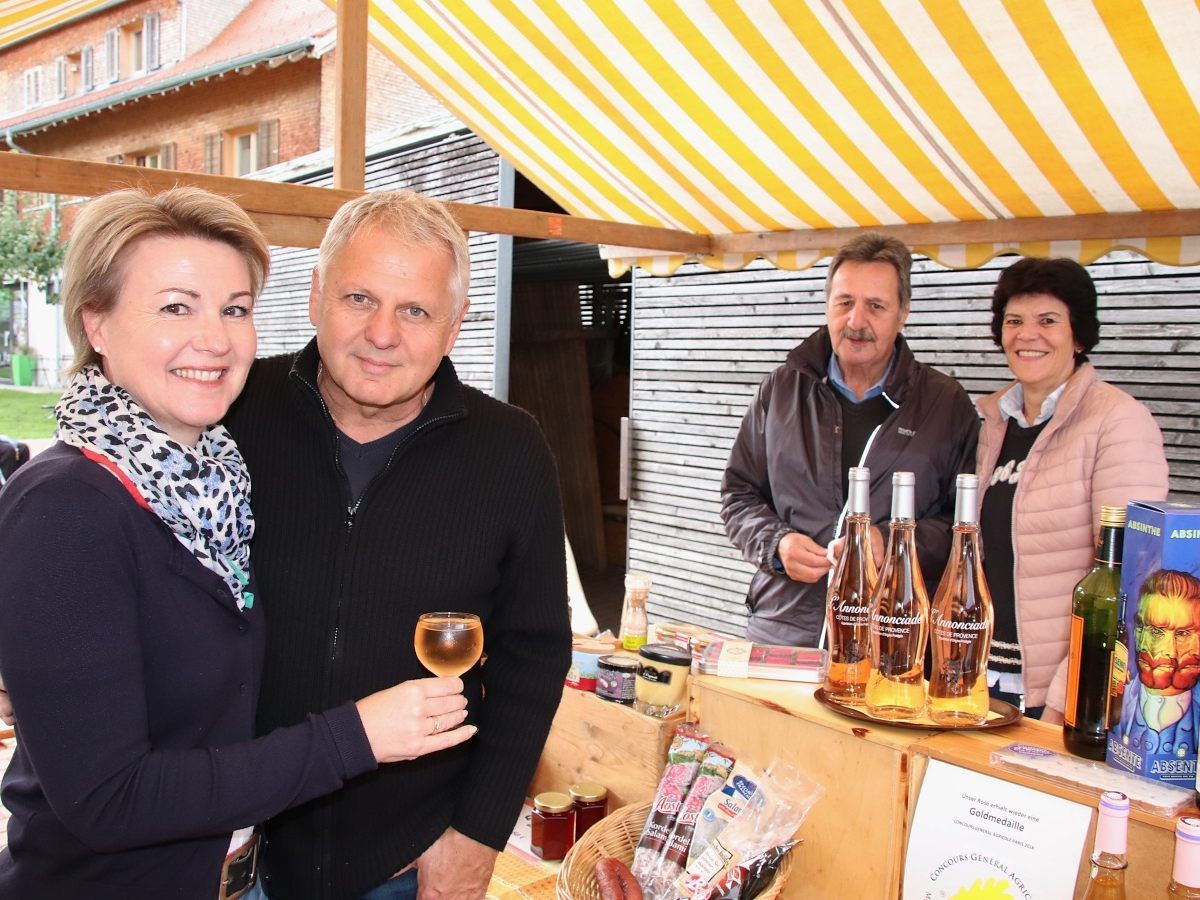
(225, 190), (572, 899)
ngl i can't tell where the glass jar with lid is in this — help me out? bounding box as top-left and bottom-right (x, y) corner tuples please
(634, 642), (691, 717)
(568, 781), (608, 840)
(530, 791), (575, 860)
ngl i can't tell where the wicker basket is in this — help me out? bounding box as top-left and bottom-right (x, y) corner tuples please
(555, 801), (793, 900)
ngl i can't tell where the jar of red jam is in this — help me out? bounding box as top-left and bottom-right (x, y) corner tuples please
(568, 781), (608, 840)
(530, 791), (575, 860)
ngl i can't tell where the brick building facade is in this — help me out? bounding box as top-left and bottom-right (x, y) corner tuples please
(0, 0), (450, 173)
(0, 0), (455, 385)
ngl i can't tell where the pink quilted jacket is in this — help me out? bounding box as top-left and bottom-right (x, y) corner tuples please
(975, 364), (1169, 711)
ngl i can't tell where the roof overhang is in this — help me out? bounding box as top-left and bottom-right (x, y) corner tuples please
(2, 40), (315, 138)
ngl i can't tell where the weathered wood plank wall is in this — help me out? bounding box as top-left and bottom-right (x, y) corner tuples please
(628, 252), (1200, 636)
(255, 129), (502, 395)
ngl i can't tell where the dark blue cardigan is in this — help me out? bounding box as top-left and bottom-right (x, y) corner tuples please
(0, 444), (375, 899)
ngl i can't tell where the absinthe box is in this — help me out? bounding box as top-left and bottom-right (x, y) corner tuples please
(1106, 501), (1200, 787)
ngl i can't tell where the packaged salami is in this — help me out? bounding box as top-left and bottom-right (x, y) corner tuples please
(642, 744), (737, 900)
(686, 761), (761, 868)
(690, 842), (797, 900)
(630, 724), (710, 887)
(677, 759), (822, 898)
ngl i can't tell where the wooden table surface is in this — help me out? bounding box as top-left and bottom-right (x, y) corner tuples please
(689, 675), (1190, 898)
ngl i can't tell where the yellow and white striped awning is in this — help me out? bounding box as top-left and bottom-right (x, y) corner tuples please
(359, 0), (1200, 275)
(0, 0), (109, 48)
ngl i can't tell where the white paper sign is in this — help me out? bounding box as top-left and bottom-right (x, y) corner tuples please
(903, 759), (1090, 900)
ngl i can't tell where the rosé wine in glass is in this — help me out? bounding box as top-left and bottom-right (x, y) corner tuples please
(415, 612), (483, 677)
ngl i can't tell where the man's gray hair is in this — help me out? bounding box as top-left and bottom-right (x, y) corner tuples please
(824, 232), (912, 308)
(318, 190), (470, 314)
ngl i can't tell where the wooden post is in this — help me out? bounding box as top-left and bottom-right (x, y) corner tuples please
(333, 0), (368, 192)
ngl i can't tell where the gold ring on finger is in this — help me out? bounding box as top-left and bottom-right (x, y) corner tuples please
(431, 715), (441, 734)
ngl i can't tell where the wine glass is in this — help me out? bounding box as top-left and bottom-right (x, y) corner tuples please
(414, 612), (483, 677)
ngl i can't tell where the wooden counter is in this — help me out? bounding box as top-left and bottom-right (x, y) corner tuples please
(690, 676), (935, 899)
(912, 719), (1178, 898)
(533, 676), (1187, 897)
(687, 675), (1185, 899)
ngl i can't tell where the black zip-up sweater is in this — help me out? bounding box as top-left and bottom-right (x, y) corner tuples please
(225, 341), (572, 900)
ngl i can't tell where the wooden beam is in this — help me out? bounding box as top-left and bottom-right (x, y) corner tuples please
(0, 153), (708, 253)
(333, 0), (368, 192)
(245, 211), (331, 248)
(0, 152), (356, 218)
(714, 209), (1200, 255)
(449, 205), (709, 254)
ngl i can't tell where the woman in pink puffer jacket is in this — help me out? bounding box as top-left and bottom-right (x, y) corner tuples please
(975, 257), (1169, 718)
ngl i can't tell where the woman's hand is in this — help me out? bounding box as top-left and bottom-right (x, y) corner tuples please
(355, 677), (475, 763)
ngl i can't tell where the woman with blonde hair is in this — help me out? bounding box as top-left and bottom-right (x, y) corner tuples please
(0, 186), (474, 899)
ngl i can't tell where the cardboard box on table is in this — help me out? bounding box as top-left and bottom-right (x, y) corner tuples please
(1106, 500), (1200, 787)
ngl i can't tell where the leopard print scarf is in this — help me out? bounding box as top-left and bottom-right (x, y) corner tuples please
(55, 365), (255, 610)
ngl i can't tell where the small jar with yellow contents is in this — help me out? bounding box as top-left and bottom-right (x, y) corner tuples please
(634, 643), (691, 717)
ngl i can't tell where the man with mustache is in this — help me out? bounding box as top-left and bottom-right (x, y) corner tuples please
(1116, 569), (1200, 759)
(722, 233), (979, 646)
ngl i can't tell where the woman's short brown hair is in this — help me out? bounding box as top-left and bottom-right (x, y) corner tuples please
(62, 186), (270, 374)
(990, 256), (1099, 362)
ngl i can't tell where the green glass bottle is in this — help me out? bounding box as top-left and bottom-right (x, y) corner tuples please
(1063, 505), (1126, 760)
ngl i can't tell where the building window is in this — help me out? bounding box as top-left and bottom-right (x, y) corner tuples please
(230, 129), (257, 176)
(81, 46), (94, 91)
(55, 56), (68, 99)
(203, 133), (223, 174)
(105, 29), (119, 82)
(57, 51), (85, 98)
(22, 68), (41, 108)
(124, 23), (144, 75)
(132, 143), (175, 169)
(145, 13), (160, 70)
(208, 122), (277, 176)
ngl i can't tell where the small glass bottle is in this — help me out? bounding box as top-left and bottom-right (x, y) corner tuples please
(1168, 816), (1200, 897)
(620, 572), (651, 652)
(530, 791), (575, 861)
(1082, 791), (1128, 899)
(568, 781), (608, 840)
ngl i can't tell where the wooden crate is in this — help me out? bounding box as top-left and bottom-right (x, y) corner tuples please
(530, 687), (683, 811)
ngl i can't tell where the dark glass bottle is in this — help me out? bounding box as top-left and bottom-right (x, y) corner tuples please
(1063, 505), (1126, 760)
(1106, 592), (1129, 733)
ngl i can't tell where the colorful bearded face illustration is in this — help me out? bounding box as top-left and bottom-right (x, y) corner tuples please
(1135, 570), (1200, 695)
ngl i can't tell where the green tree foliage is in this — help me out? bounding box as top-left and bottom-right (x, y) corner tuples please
(0, 193), (65, 302)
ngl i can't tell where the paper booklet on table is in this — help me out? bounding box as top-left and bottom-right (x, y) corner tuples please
(989, 742), (1193, 816)
(698, 640), (828, 683)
